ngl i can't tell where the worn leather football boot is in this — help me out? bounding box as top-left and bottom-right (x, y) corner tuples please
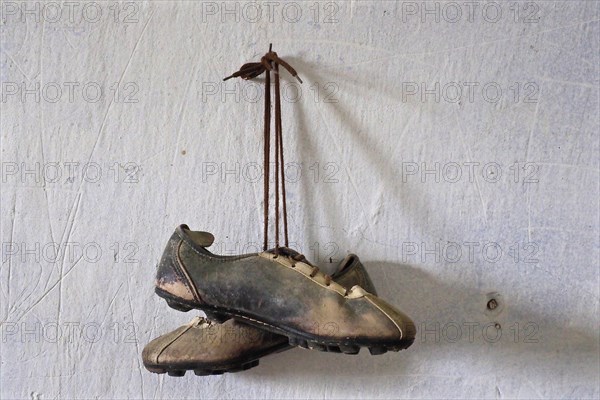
(155, 225), (415, 354)
(143, 253), (380, 376)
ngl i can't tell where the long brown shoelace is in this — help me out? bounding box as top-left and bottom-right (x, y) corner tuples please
(224, 45), (302, 254)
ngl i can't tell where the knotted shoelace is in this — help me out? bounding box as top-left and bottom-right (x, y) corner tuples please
(224, 46), (335, 288)
(224, 45), (302, 255)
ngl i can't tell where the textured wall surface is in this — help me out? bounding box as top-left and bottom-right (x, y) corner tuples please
(1, 1), (599, 399)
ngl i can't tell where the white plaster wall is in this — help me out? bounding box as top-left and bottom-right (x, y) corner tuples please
(1, 1), (599, 398)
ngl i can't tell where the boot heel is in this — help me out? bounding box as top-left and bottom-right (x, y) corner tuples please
(204, 311), (230, 323)
(166, 299), (193, 312)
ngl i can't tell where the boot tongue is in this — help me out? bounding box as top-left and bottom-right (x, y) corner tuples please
(331, 254), (357, 277)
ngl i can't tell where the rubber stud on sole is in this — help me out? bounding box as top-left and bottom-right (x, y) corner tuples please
(368, 346), (388, 355)
(339, 345), (360, 355)
(326, 345), (342, 353)
(307, 342), (327, 351)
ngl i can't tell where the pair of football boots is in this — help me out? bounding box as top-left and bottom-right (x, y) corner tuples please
(142, 225), (415, 376)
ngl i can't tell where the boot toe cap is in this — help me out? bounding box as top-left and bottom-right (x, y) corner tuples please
(364, 294), (416, 342)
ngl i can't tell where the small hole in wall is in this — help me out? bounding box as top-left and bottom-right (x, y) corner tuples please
(484, 292), (504, 316)
(487, 298), (498, 310)
(494, 323), (501, 330)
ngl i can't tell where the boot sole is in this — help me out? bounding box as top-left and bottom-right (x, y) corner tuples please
(144, 341), (291, 376)
(144, 358), (261, 377)
(155, 287), (415, 355)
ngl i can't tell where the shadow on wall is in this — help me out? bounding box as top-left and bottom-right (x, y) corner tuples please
(287, 56), (433, 248)
(245, 261), (598, 383)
